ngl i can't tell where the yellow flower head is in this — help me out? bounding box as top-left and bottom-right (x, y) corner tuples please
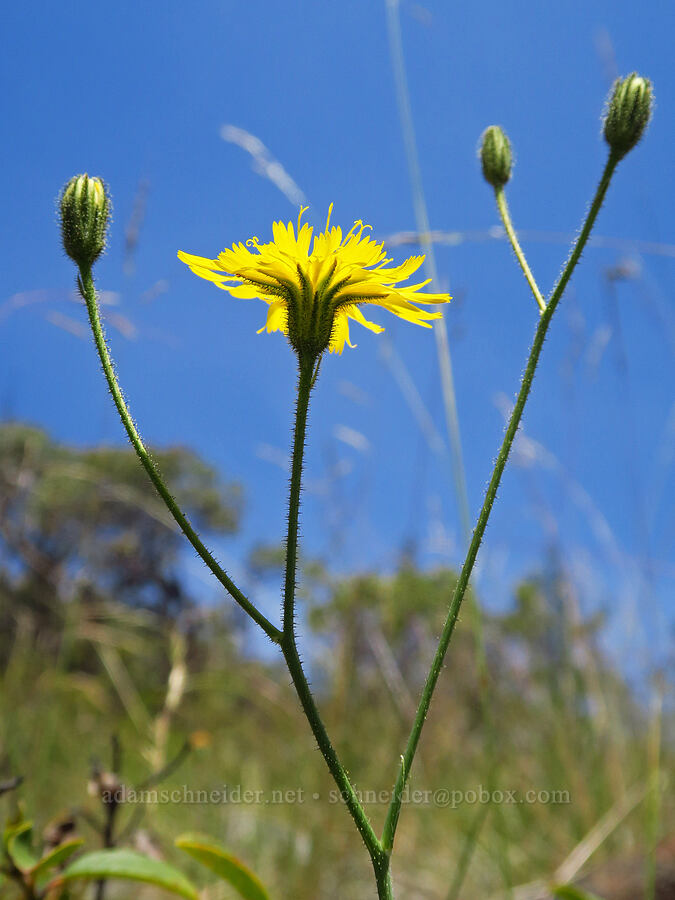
(178, 205), (450, 357)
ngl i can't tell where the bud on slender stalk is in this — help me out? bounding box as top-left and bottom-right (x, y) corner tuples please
(603, 73), (653, 160)
(480, 126), (513, 188)
(59, 174), (110, 269)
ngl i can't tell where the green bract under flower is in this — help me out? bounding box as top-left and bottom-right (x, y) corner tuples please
(178, 206), (450, 356)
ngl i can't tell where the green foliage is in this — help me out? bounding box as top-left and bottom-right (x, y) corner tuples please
(1, 815), (83, 897)
(30, 839), (84, 880)
(4, 820), (39, 872)
(552, 885), (606, 900)
(0, 560), (670, 897)
(0, 428), (670, 898)
(0, 804), (274, 900)
(176, 834), (270, 900)
(0, 422), (242, 665)
(60, 849), (198, 899)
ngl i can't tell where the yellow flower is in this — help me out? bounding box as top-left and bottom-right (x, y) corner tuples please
(178, 205), (450, 357)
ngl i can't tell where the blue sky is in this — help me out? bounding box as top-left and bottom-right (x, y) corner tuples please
(1, 1), (673, 665)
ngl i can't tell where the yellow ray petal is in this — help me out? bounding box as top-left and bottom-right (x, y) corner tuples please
(329, 310), (356, 354)
(184, 264), (229, 285)
(256, 299), (289, 334)
(346, 304), (385, 334)
(226, 284), (265, 299)
(178, 250), (221, 270)
(373, 255), (426, 283)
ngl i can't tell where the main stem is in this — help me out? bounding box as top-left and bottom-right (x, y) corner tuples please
(79, 269), (282, 645)
(381, 151), (620, 854)
(279, 353), (387, 888)
(282, 355), (314, 636)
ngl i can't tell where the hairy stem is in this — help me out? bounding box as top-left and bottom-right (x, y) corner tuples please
(79, 268), (282, 644)
(282, 356), (314, 638)
(280, 353), (385, 873)
(495, 187), (547, 313)
(374, 866), (394, 900)
(381, 151), (620, 854)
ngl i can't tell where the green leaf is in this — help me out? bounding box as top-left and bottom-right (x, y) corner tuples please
(176, 835), (270, 900)
(551, 885), (606, 900)
(32, 838), (84, 879)
(6, 821), (39, 873)
(60, 849), (198, 899)
(3, 819), (30, 852)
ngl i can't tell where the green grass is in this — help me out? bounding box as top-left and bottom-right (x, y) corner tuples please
(1, 565), (670, 899)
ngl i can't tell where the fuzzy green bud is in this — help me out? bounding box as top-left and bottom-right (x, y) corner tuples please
(603, 73), (653, 160)
(480, 126), (513, 188)
(59, 174), (110, 269)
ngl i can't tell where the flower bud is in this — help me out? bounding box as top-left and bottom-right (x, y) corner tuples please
(603, 73), (653, 160)
(480, 126), (513, 188)
(59, 174), (110, 268)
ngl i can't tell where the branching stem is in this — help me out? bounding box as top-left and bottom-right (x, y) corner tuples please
(381, 151), (620, 856)
(79, 268), (282, 645)
(495, 187), (547, 313)
(78, 148), (621, 900)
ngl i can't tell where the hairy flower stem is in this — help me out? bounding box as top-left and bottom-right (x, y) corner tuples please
(381, 151), (621, 855)
(280, 354), (387, 883)
(78, 268), (282, 645)
(282, 356), (314, 638)
(495, 187), (547, 314)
